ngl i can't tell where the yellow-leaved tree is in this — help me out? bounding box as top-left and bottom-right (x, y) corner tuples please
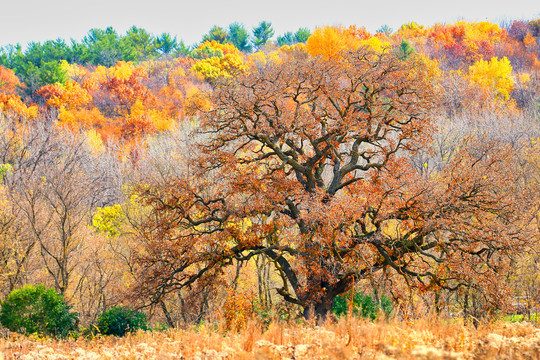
(191, 41), (246, 80)
(468, 57), (515, 100)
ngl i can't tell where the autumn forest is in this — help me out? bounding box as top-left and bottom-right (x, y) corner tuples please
(0, 18), (539, 358)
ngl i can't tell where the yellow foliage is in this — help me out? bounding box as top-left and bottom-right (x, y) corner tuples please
(518, 73), (531, 84)
(89, 66), (110, 84)
(196, 41), (241, 57)
(191, 41), (246, 80)
(60, 60), (89, 81)
(152, 113), (175, 132)
(359, 37), (391, 53)
(86, 129), (105, 155)
(108, 61), (137, 80)
(226, 217), (253, 233)
(92, 204), (124, 236)
(57, 107), (75, 126)
(471, 21), (504, 40)
(279, 43), (307, 54)
(397, 22), (428, 47)
(246, 50), (285, 70)
(191, 55), (239, 79)
(87, 61), (139, 87)
(168, 66), (186, 87)
(460, 21), (504, 49)
(411, 53), (443, 80)
(306, 26), (388, 58)
(399, 22), (427, 37)
(246, 51), (270, 69)
(129, 99), (146, 118)
(0, 163), (12, 182)
(246, 44), (306, 71)
(468, 57), (514, 100)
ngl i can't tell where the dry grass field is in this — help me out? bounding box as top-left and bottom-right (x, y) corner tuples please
(0, 317), (539, 359)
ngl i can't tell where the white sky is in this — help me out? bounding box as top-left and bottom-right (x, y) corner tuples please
(0, 0), (538, 47)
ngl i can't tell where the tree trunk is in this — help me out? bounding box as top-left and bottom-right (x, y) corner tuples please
(160, 301), (175, 328)
(303, 295), (335, 322)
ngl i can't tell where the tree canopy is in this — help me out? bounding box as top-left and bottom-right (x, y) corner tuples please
(130, 46), (535, 318)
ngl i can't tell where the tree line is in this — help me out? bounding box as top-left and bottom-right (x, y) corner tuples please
(0, 22), (311, 96)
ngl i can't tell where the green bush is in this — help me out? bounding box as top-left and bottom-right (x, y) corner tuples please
(333, 291), (393, 320)
(0, 285), (78, 337)
(96, 306), (148, 336)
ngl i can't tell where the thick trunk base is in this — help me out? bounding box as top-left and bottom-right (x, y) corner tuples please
(303, 297), (334, 323)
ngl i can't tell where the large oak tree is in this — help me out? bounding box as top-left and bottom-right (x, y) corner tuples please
(132, 47), (536, 318)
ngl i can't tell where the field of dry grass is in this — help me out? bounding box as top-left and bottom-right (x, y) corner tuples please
(0, 317), (538, 359)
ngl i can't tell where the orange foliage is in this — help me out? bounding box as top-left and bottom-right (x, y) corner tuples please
(222, 290), (254, 331)
(523, 32), (539, 54)
(0, 93), (38, 120)
(36, 81), (91, 109)
(428, 21), (506, 64)
(34, 59), (194, 149)
(306, 26), (393, 59)
(131, 48), (446, 318)
(145, 58), (190, 120)
(0, 66), (21, 95)
(306, 26), (363, 59)
(57, 107), (107, 131)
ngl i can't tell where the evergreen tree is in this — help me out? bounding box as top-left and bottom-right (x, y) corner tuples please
(202, 25), (229, 44)
(252, 21), (274, 48)
(228, 23), (251, 52)
(294, 27), (311, 43)
(277, 32), (295, 46)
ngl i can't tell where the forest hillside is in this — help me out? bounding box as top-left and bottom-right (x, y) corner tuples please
(0, 18), (539, 358)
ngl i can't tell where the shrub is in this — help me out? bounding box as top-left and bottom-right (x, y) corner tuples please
(222, 291), (253, 332)
(96, 306), (148, 336)
(333, 291), (393, 320)
(0, 285), (78, 337)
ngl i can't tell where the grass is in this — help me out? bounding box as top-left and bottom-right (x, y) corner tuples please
(0, 316), (538, 359)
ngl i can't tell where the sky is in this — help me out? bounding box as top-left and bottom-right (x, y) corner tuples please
(0, 0), (539, 48)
